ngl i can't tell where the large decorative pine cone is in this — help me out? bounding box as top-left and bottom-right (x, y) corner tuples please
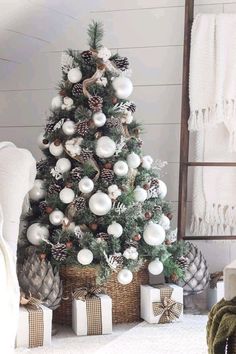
(48, 183), (62, 195)
(36, 159), (49, 173)
(88, 95), (103, 112)
(45, 121), (55, 134)
(17, 251), (62, 310)
(72, 83), (83, 98)
(127, 102), (136, 113)
(81, 50), (93, 64)
(177, 242), (209, 295)
(51, 243), (67, 262)
(80, 148), (93, 162)
(97, 232), (110, 241)
(73, 197), (86, 211)
(113, 56), (129, 71)
(101, 168), (114, 184)
(70, 167), (82, 181)
(77, 120), (89, 137)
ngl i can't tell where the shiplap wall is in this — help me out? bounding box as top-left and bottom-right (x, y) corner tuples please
(1, 0), (236, 271)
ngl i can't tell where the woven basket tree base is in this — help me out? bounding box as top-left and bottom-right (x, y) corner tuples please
(53, 265), (149, 325)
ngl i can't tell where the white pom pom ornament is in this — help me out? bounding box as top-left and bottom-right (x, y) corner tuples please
(158, 180), (167, 199)
(96, 136), (116, 158)
(93, 112), (106, 127)
(78, 177), (94, 194)
(68, 67), (82, 83)
(148, 258), (164, 275)
(113, 161), (129, 176)
(77, 249), (93, 265)
(56, 158), (71, 173)
(49, 142), (64, 157)
(117, 268), (133, 285)
(112, 77), (133, 99)
(159, 214), (170, 230)
(127, 152), (141, 169)
(123, 246), (138, 260)
(49, 210), (64, 226)
(133, 186), (147, 202)
(29, 179), (45, 201)
(142, 155), (153, 170)
(143, 221), (165, 246)
(62, 120), (76, 135)
(107, 222), (123, 238)
(89, 191), (112, 216)
(59, 187), (75, 204)
(27, 223), (49, 246)
(51, 95), (62, 110)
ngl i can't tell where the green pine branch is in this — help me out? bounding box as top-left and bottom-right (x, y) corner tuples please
(88, 21), (104, 50)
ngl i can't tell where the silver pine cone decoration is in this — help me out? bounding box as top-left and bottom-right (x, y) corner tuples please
(51, 243), (67, 262)
(18, 251), (62, 310)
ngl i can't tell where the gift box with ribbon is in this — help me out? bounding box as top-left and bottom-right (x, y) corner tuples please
(72, 286), (112, 336)
(140, 284), (183, 324)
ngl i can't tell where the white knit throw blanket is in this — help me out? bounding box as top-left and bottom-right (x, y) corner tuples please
(189, 14), (236, 235)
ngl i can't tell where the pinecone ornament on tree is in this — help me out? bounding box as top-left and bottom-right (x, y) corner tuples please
(77, 120), (90, 137)
(39, 201), (48, 215)
(45, 121), (55, 135)
(113, 56), (129, 71)
(36, 159), (49, 173)
(175, 256), (189, 270)
(80, 148), (93, 162)
(51, 243), (67, 262)
(48, 183), (62, 195)
(127, 102), (136, 113)
(97, 232), (110, 241)
(101, 168), (114, 184)
(105, 116), (123, 131)
(70, 167), (82, 181)
(81, 50), (93, 64)
(88, 95), (103, 112)
(73, 197), (86, 211)
(72, 83), (83, 98)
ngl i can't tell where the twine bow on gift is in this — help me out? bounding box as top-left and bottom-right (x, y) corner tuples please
(20, 290), (42, 309)
(152, 286), (182, 323)
(72, 286), (104, 301)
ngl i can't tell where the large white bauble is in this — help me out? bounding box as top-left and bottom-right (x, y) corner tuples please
(93, 112), (106, 127)
(107, 222), (123, 238)
(112, 77), (133, 99)
(51, 95), (62, 110)
(148, 258), (164, 275)
(113, 161), (129, 176)
(62, 120), (76, 136)
(96, 136), (116, 158)
(158, 180), (167, 199)
(117, 269), (133, 285)
(159, 214), (170, 230)
(89, 191), (112, 216)
(67, 67), (82, 83)
(77, 249), (93, 265)
(133, 186), (147, 202)
(143, 221), (165, 246)
(27, 223), (49, 246)
(49, 210), (64, 225)
(29, 179), (46, 201)
(49, 142), (64, 157)
(78, 177), (94, 194)
(37, 132), (49, 150)
(127, 152), (141, 169)
(56, 158), (71, 173)
(59, 187), (75, 204)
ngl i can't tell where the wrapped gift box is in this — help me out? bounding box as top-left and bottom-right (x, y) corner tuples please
(207, 281), (224, 309)
(140, 284), (183, 324)
(16, 305), (52, 348)
(72, 293), (112, 336)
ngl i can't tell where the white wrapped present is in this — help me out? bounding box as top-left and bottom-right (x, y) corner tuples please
(16, 305), (52, 348)
(140, 284), (183, 324)
(72, 287), (112, 336)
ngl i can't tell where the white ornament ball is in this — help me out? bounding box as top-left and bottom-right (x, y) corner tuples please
(107, 222), (123, 238)
(56, 158), (71, 173)
(29, 179), (46, 201)
(49, 210), (64, 226)
(51, 95), (62, 110)
(59, 187), (75, 204)
(49, 142), (64, 157)
(123, 246), (139, 260)
(117, 269), (133, 285)
(159, 214), (170, 230)
(96, 136), (116, 158)
(113, 161), (129, 176)
(89, 191), (112, 216)
(27, 223), (49, 246)
(127, 152), (141, 169)
(148, 258), (164, 275)
(68, 67), (82, 83)
(79, 177), (94, 194)
(37, 132), (49, 150)
(93, 112), (106, 127)
(77, 249), (93, 265)
(62, 120), (76, 135)
(143, 221), (165, 246)
(133, 186), (147, 202)
(112, 77), (133, 99)
(158, 180), (167, 199)
(142, 155), (153, 170)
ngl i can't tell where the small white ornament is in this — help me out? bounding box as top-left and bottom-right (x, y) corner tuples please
(49, 210), (64, 226)
(113, 161), (129, 176)
(27, 223), (49, 246)
(96, 77), (108, 87)
(107, 222), (123, 238)
(77, 249), (93, 265)
(159, 214), (170, 230)
(37, 132), (49, 150)
(112, 77), (133, 99)
(59, 187), (75, 204)
(143, 221), (165, 246)
(142, 155), (153, 170)
(65, 137), (83, 157)
(56, 158), (71, 173)
(133, 186), (147, 202)
(108, 184), (122, 199)
(96, 136), (116, 158)
(158, 180), (167, 199)
(93, 112), (106, 127)
(97, 47), (111, 62)
(49, 142), (64, 157)
(117, 268), (133, 285)
(89, 191), (112, 216)
(67, 67), (82, 83)
(51, 95), (62, 111)
(61, 97), (74, 111)
(148, 258), (164, 275)
(78, 177), (94, 194)
(127, 152), (141, 168)
(29, 179), (45, 201)
(74, 225), (83, 238)
(123, 246), (138, 260)
(62, 120), (76, 135)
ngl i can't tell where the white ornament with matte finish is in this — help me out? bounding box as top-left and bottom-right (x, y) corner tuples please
(77, 249), (93, 265)
(158, 180), (167, 199)
(133, 186), (147, 202)
(142, 155), (153, 170)
(148, 258), (164, 275)
(117, 268), (133, 285)
(96, 136), (116, 158)
(89, 191), (112, 216)
(51, 95), (62, 110)
(107, 221), (123, 238)
(49, 210), (64, 226)
(27, 223), (49, 246)
(78, 177), (94, 194)
(29, 179), (45, 201)
(68, 67), (82, 83)
(143, 221), (165, 246)
(59, 187), (75, 204)
(112, 77), (133, 99)
(38, 132), (49, 150)
(123, 246), (138, 260)
(93, 112), (106, 127)
(113, 161), (129, 176)
(127, 152), (141, 168)
(49, 142), (64, 157)
(159, 214), (170, 230)
(56, 158), (71, 173)
(62, 120), (76, 135)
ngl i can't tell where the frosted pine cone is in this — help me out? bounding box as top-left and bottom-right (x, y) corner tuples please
(101, 168), (114, 184)
(72, 83), (83, 98)
(97, 232), (110, 241)
(48, 184), (61, 195)
(127, 102), (136, 113)
(105, 116), (122, 131)
(51, 243), (67, 262)
(45, 121), (55, 134)
(88, 95), (103, 112)
(70, 167), (82, 181)
(80, 149), (93, 162)
(77, 120), (89, 137)
(39, 201), (48, 215)
(36, 159), (49, 173)
(81, 50), (93, 64)
(73, 197), (86, 211)
(113, 57), (129, 71)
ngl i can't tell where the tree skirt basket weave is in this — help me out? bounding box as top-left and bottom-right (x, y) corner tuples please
(53, 265), (149, 325)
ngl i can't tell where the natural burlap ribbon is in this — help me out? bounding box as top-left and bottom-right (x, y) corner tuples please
(152, 285), (182, 324)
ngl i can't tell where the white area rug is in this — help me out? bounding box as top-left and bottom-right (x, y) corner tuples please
(15, 315), (208, 354)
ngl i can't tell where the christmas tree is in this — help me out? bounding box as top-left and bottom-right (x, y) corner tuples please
(19, 22), (186, 285)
